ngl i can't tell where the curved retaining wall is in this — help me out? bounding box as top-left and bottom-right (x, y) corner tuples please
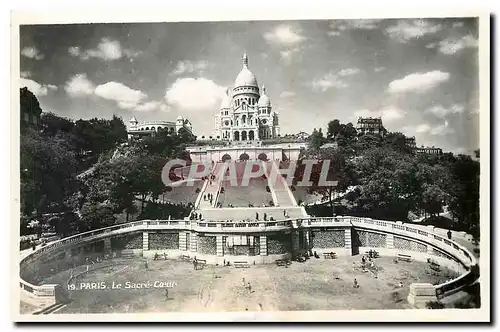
(19, 216), (477, 310)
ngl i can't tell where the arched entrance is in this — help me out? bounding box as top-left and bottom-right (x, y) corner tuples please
(258, 153), (268, 161)
(239, 153), (250, 161)
(249, 130), (255, 141)
(234, 131), (240, 141)
(221, 154), (232, 162)
(241, 131), (247, 141)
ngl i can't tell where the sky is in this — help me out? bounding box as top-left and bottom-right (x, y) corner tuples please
(19, 18), (479, 155)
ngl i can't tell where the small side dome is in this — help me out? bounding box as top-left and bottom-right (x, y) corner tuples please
(258, 86), (271, 107)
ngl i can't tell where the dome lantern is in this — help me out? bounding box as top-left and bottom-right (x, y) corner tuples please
(233, 53), (259, 89)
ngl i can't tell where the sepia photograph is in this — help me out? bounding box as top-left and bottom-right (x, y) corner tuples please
(12, 9), (490, 322)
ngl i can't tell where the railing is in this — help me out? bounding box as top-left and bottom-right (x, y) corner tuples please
(20, 215), (477, 304)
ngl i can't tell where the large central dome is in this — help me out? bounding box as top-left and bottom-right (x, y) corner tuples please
(234, 53), (258, 88)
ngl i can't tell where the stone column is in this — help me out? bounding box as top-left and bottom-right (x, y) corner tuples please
(305, 230), (311, 251)
(216, 235), (224, 257)
(190, 233), (198, 253)
(292, 231), (300, 253)
(427, 244), (434, 255)
(142, 232), (149, 251)
(103, 238), (111, 253)
(259, 235), (267, 256)
(179, 232), (187, 251)
(386, 233), (395, 249)
(344, 228), (352, 255)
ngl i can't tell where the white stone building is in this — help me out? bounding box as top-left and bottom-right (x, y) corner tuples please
(213, 53), (280, 142)
(127, 115), (193, 140)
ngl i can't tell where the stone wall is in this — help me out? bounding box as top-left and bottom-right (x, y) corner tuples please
(394, 236), (427, 253)
(432, 248), (454, 260)
(197, 236), (217, 255)
(149, 232), (179, 250)
(110, 232), (143, 250)
(311, 230), (345, 248)
(20, 240), (106, 285)
(353, 230), (387, 248)
(267, 233), (292, 254)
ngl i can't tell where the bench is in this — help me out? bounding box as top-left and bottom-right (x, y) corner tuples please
(193, 259), (207, 270)
(121, 249), (136, 259)
(180, 254), (191, 261)
(234, 261), (250, 268)
(396, 254), (412, 262)
(153, 253), (168, 261)
(429, 262), (441, 272)
(323, 252), (337, 259)
(296, 256), (306, 263)
(365, 250), (380, 258)
(275, 259), (290, 267)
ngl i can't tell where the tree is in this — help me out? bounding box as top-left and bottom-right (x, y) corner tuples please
(306, 148), (351, 216)
(383, 132), (411, 154)
(327, 119), (342, 139)
(20, 128), (79, 217)
(177, 127), (196, 143)
(421, 184), (448, 217)
(20, 87), (42, 130)
(73, 116), (127, 158)
(308, 128), (327, 153)
(41, 112), (75, 136)
(447, 155), (480, 239)
(80, 202), (117, 231)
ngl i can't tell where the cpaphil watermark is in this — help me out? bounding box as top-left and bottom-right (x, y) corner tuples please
(161, 159), (338, 188)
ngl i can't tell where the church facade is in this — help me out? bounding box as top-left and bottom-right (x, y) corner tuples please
(213, 53), (280, 142)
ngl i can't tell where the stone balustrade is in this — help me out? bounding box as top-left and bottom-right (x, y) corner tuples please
(19, 215), (477, 309)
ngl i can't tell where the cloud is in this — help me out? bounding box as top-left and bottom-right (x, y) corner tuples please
(425, 104), (464, 118)
(171, 60), (209, 76)
(20, 70), (31, 78)
(94, 82), (147, 109)
(415, 121), (453, 136)
(279, 91), (296, 98)
(165, 77), (225, 112)
(64, 73), (95, 96)
(374, 67), (385, 72)
(387, 70), (450, 94)
(430, 121), (454, 135)
(470, 108), (480, 115)
(263, 25), (306, 46)
(69, 38), (140, 61)
(21, 46), (44, 60)
(309, 72), (348, 92)
(338, 68), (360, 77)
(309, 67), (361, 92)
(264, 25), (306, 64)
(416, 124), (431, 133)
(279, 47), (302, 64)
(385, 19), (442, 42)
(452, 21), (465, 28)
(20, 78), (57, 96)
(133, 101), (166, 112)
(328, 19), (381, 36)
(429, 34), (478, 55)
(353, 106), (406, 123)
